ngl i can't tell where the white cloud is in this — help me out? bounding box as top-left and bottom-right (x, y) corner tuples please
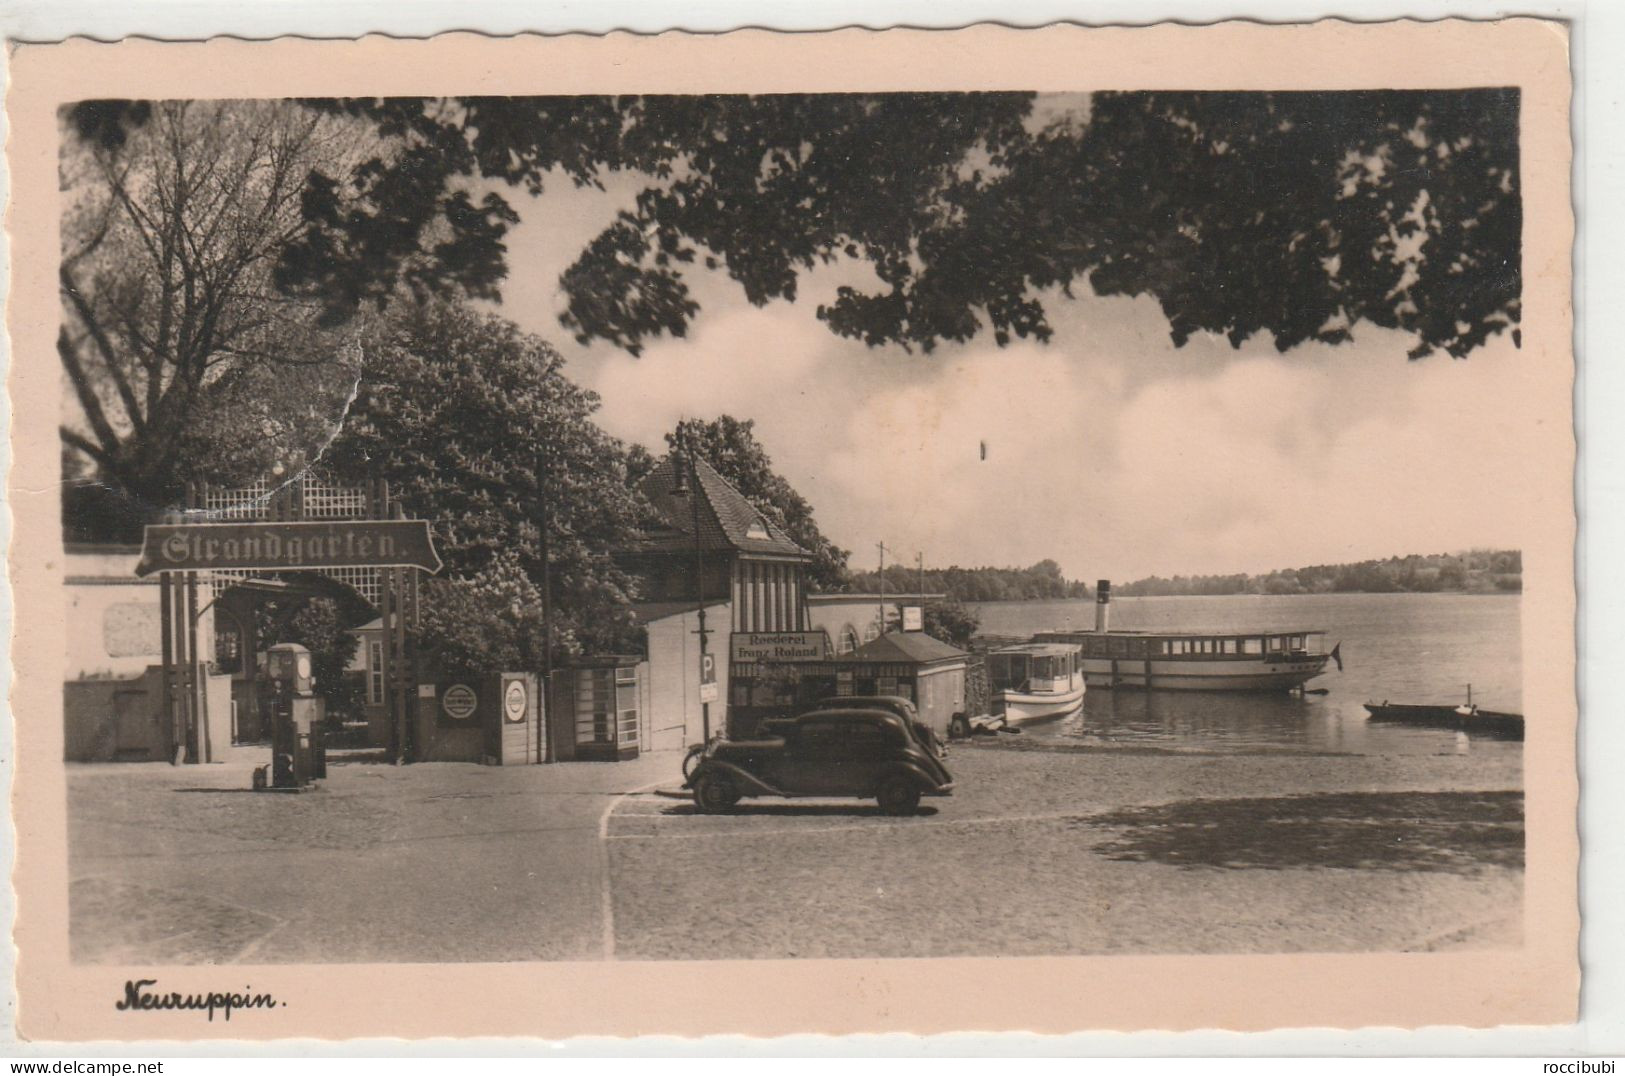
(499, 192), (1535, 582)
(589, 301), (837, 453)
(814, 325), (1531, 579)
(1090, 336), (1531, 577)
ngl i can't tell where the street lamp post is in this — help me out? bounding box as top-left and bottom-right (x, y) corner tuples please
(536, 443), (555, 764)
(676, 435), (712, 742)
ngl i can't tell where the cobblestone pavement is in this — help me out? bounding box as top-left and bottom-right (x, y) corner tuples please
(603, 741), (1523, 960)
(67, 751), (680, 964)
(66, 740), (1522, 964)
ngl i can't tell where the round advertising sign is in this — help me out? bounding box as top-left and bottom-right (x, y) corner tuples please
(441, 683), (478, 721)
(503, 680), (528, 723)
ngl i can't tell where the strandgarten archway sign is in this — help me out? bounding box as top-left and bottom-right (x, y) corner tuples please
(135, 520), (442, 576)
(145, 474), (442, 765)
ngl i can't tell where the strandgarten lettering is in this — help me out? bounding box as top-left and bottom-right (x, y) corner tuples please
(133, 520), (442, 576)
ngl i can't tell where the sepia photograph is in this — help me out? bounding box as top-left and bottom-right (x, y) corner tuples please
(5, 22), (1578, 1040)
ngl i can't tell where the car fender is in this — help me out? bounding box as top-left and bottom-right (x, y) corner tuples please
(873, 760), (946, 795)
(690, 759), (784, 797)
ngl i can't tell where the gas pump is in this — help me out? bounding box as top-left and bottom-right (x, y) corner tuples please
(256, 642), (326, 790)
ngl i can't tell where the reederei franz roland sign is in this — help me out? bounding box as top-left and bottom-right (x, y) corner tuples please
(730, 631), (828, 663)
(135, 521), (443, 576)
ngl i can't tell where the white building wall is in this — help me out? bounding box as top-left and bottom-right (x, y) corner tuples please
(644, 602), (731, 751)
(66, 548), (216, 680)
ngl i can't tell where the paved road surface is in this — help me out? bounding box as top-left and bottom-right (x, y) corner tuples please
(67, 741), (1521, 963)
(69, 752), (679, 964)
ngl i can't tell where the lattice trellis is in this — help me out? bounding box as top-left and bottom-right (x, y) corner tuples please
(167, 469), (424, 765)
(199, 471), (371, 521)
(190, 472), (405, 610)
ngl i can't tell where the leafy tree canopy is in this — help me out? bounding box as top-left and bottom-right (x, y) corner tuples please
(62, 91), (1521, 531)
(418, 552), (551, 676)
(322, 301), (650, 656)
(1119, 548), (1522, 597)
(267, 91), (1520, 360)
(59, 100), (369, 512)
(850, 560), (1091, 603)
(922, 598), (981, 649)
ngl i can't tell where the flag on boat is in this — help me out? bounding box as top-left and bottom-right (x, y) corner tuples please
(1330, 643), (1343, 671)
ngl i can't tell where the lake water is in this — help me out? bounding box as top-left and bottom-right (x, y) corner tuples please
(970, 592), (1522, 758)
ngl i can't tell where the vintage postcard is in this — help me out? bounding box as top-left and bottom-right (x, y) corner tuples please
(5, 20), (1576, 1041)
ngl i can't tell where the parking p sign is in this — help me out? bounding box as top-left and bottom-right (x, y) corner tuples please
(699, 652), (719, 704)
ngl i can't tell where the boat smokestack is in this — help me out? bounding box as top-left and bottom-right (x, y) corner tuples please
(1095, 580), (1111, 633)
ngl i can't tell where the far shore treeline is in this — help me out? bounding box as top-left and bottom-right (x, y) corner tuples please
(849, 550), (1522, 604)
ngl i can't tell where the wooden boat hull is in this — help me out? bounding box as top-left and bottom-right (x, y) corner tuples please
(995, 682), (1086, 724)
(1079, 655), (1329, 693)
(1363, 702), (1524, 740)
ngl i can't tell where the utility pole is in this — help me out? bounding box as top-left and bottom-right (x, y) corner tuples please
(877, 541), (890, 636)
(917, 552), (926, 618)
(537, 442), (555, 764)
(683, 432), (713, 742)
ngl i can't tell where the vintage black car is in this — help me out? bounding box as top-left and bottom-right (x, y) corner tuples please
(757, 695), (947, 759)
(684, 707), (954, 815)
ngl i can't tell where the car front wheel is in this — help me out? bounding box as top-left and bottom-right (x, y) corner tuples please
(694, 773), (740, 813)
(877, 777), (922, 816)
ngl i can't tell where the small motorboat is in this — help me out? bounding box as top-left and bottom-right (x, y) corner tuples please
(986, 642), (1085, 725)
(1364, 685), (1523, 741)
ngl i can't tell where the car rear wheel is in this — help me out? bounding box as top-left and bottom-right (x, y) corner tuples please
(694, 773), (740, 813)
(877, 777), (922, 816)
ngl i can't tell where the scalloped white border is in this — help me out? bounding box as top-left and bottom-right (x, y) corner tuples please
(1, 1), (1610, 1059)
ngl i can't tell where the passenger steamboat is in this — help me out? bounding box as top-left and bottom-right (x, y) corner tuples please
(1031, 581), (1339, 693)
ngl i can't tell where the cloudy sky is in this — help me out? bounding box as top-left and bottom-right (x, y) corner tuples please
(488, 165), (1537, 583)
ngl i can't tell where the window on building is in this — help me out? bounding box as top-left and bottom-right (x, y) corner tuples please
(616, 666), (639, 746)
(214, 621), (242, 675)
(575, 668), (616, 744)
(838, 624), (859, 655)
(368, 640), (384, 705)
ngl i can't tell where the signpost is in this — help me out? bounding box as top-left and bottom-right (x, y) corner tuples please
(442, 684), (479, 721)
(503, 679), (529, 724)
(147, 475), (440, 768)
(135, 520), (442, 576)
(699, 652), (719, 704)
(730, 631), (829, 663)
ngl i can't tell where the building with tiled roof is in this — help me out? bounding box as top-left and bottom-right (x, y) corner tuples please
(849, 630), (967, 665)
(619, 454), (813, 634)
